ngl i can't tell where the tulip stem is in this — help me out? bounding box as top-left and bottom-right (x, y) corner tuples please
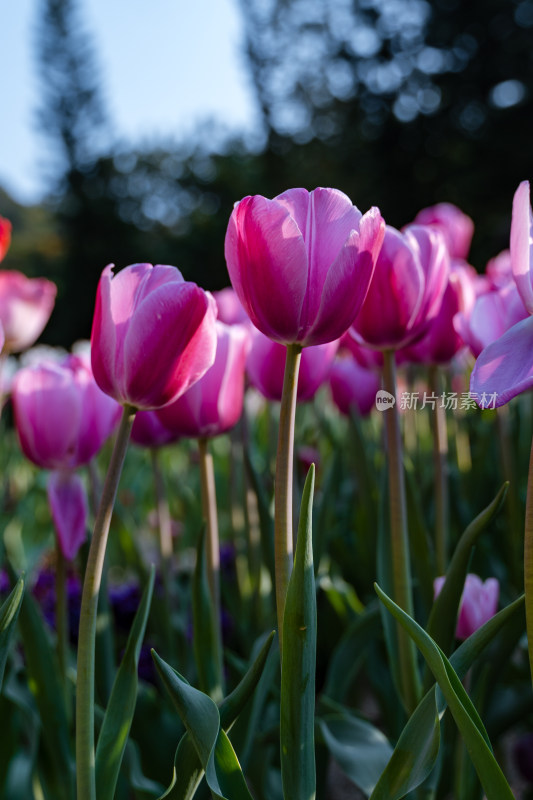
(524, 434), (533, 687)
(429, 365), (449, 574)
(198, 437), (224, 687)
(275, 343), (302, 648)
(76, 405), (136, 800)
(150, 448), (175, 658)
(382, 349), (421, 713)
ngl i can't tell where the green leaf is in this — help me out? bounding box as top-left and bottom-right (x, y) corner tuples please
(0, 577), (24, 690)
(95, 566), (155, 800)
(280, 464), (317, 800)
(193, 527), (223, 702)
(317, 699), (393, 796)
(159, 631), (276, 800)
(243, 445), (275, 586)
(125, 740), (165, 799)
(370, 594), (525, 800)
(152, 651), (253, 800)
(375, 583), (515, 800)
(17, 589), (74, 800)
(426, 482), (508, 658)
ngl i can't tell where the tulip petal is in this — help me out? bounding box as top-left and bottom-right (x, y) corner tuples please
(47, 471), (88, 561)
(275, 188), (364, 327)
(225, 195), (307, 342)
(510, 181), (533, 314)
(470, 315), (533, 407)
(123, 282), (216, 409)
(307, 208), (384, 346)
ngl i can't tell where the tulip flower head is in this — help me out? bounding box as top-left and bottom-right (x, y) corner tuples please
(351, 224), (450, 351)
(0, 270), (57, 354)
(225, 187), (385, 347)
(434, 573), (499, 640)
(91, 263), (218, 410)
(470, 181), (533, 407)
(130, 409), (178, 449)
(329, 354), (380, 417)
(12, 354), (121, 470)
(414, 202), (474, 261)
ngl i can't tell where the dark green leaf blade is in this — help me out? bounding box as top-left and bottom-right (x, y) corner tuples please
(375, 583), (515, 800)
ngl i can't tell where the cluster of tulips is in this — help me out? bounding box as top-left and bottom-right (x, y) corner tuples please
(1, 181), (533, 800)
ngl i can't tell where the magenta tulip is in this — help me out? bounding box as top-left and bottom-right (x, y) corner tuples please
(12, 354), (121, 470)
(157, 321), (250, 438)
(0, 270), (57, 354)
(47, 471), (88, 561)
(470, 181), (533, 407)
(91, 263), (218, 410)
(351, 225), (449, 351)
(0, 216), (11, 262)
(434, 574), (499, 640)
(329, 354), (380, 417)
(246, 327), (339, 402)
(414, 202), (474, 260)
(224, 187), (385, 347)
(456, 281), (528, 359)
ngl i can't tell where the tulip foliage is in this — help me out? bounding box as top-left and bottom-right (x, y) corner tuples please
(1, 185), (533, 800)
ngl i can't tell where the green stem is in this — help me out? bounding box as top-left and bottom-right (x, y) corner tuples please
(382, 349), (421, 713)
(525, 433), (533, 686)
(274, 343), (302, 647)
(150, 448), (175, 659)
(429, 365), (449, 574)
(76, 405), (136, 800)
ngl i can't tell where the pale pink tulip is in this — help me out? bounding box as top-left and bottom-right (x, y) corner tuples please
(0, 270), (57, 353)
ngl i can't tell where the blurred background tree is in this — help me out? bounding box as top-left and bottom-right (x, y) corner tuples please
(3, 0), (533, 346)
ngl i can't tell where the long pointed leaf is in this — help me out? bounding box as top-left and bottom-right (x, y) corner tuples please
(0, 577), (24, 689)
(281, 464), (317, 800)
(95, 566), (155, 800)
(159, 631), (276, 800)
(375, 583), (515, 800)
(152, 651), (253, 800)
(370, 594), (525, 800)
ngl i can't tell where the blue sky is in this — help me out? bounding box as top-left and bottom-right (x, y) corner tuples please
(0, 0), (260, 205)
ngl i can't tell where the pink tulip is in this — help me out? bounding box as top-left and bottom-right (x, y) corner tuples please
(157, 321), (250, 438)
(0, 217), (11, 262)
(351, 225), (449, 350)
(12, 354), (121, 470)
(47, 471), (88, 561)
(485, 250), (512, 290)
(130, 410), (178, 448)
(470, 181), (533, 407)
(246, 327), (339, 402)
(456, 281), (528, 359)
(213, 287), (249, 325)
(0, 270), (57, 354)
(91, 263), (218, 410)
(402, 262), (477, 364)
(434, 574), (499, 640)
(224, 187), (385, 347)
(414, 202), (474, 260)
(329, 354), (380, 416)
